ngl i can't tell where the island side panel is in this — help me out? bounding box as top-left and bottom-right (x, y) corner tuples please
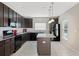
(37, 38), (51, 56)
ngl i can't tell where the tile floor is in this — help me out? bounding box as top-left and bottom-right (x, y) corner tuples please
(51, 42), (79, 56)
(11, 41), (79, 56)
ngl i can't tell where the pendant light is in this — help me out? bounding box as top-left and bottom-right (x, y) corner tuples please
(48, 2), (54, 24)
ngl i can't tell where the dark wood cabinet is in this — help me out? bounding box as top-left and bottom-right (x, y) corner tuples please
(21, 17), (25, 28)
(10, 38), (15, 54)
(0, 40), (5, 56)
(0, 2), (4, 27)
(0, 2), (32, 28)
(13, 11), (17, 28)
(4, 39), (11, 56)
(13, 11), (17, 22)
(22, 33), (28, 43)
(4, 38), (15, 56)
(22, 34), (26, 43)
(3, 4), (9, 27)
(8, 8), (15, 27)
(28, 18), (32, 28)
(17, 14), (21, 28)
(0, 2), (33, 28)
(14, 35), (22, 51)
(24, 18), (33, 28)
(16, 15), (33, 28)
(0, 38), (15, 56)
(28, 33), (37, 41)
(20, 16), (24, 28)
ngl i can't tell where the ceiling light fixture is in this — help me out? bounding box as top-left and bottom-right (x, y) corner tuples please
(48, 2), (54, 24)
(48, 18), (54, 24)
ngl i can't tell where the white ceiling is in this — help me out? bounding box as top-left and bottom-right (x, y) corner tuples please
(2, 2), (78, 17)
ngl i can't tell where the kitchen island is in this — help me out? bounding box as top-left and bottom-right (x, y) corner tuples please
(37, 34), (54, 56)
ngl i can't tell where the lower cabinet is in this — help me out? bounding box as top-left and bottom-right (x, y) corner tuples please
(4, 39), (11, 56)
(4, 38), (15, 56)
(0, 40), (5, 56)
(22, 33), (28, 43)
(22, 34), (25, 43)
(10, 38), (15, 54)
(0, 35), (24, 56)
(28, 33), (37, 41)
(14, 35), (22, 52)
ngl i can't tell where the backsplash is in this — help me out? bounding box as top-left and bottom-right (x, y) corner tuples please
(0, 27), (26, 37)
(0, 27), (12, 37)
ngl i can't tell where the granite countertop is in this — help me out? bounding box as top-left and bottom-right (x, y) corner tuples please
(0, 36), (15, 41)
(37, 34), (54, 38)
(17, 32), (27, 35)
(0, 30), (53, 41)
(0, 32), (27, 41)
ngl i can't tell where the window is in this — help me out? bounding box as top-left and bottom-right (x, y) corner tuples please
(35, 23), (46, 30)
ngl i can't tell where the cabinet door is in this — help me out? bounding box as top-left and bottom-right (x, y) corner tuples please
(4, 39), (11, 56)
(22, 34), (25, 43)
(13, 12), (17, 22)
(8, 8), (15, 27)
(10, 38), (15, 54)
(19, 16), (23, 28)
(15, 35), (22, 51)
(28, 18), (32, 28)
(0, 2), (4, 27)
(21, 17), (25, 28)
(22, 34), (27, 43)
(3, 4), (9, 27)
(16, 14), (21, 28)
(8, 8), (12, 26)
(0, 41), (5, 56)
(13, 11), (17, 28)
(24, 18), (32, 28)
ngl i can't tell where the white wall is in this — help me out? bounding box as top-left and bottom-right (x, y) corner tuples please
(33, 17), (49, 33)
(53, 2), (78, 17)
(59, 3), (79, 53)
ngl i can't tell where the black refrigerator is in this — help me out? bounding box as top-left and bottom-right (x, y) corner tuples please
(53, 24), (60, 41)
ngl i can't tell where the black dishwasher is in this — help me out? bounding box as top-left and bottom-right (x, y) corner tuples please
(14, 35), (22, 52)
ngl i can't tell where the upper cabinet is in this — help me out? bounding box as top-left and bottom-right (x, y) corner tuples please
(20, 16), (24, 28)
(0, 2), (33, 28)
(3, 4), (9, 27)
(0, 3), (4, 27)
(13, 11), (17, 22)
(16, 14), (33, 28)
(13, 11), (17, 28)
(24, 18), (33, 28)
(16, 14), (21, 28)
(8, 8), (15, 28)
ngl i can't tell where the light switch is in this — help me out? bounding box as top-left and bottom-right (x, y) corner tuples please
(42, 41), (46, 44)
